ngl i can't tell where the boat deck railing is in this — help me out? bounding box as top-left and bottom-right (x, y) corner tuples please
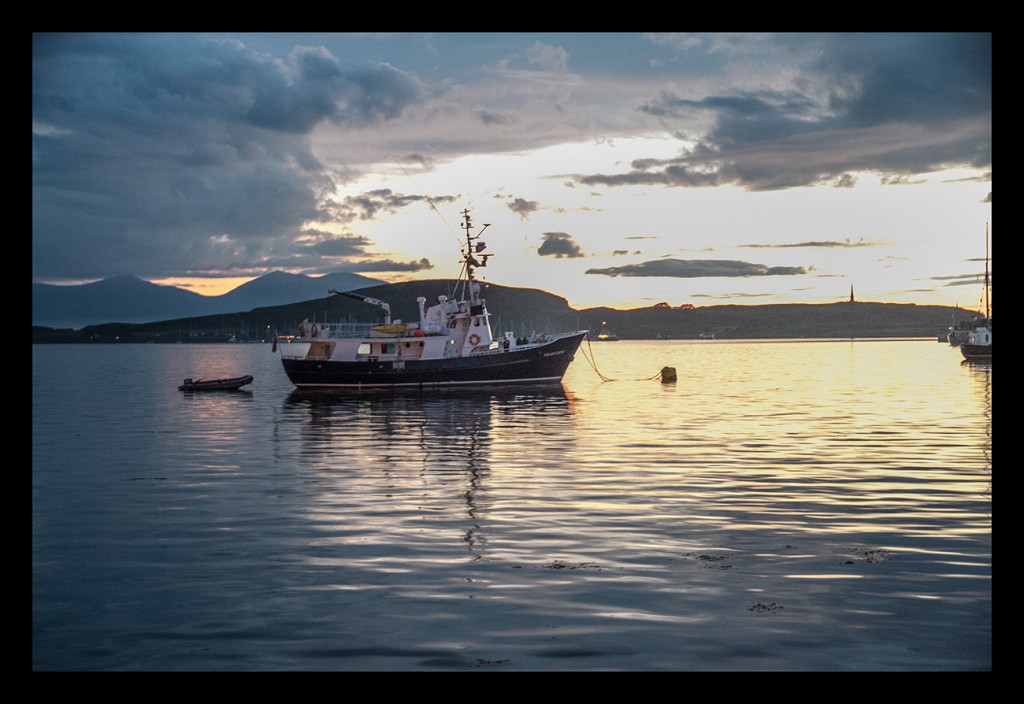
(313, 322), (374, 338)
(305, 322), (450, 340)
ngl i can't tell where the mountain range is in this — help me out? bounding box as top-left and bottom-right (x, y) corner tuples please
(32, 271), (384, 329)
(32, 276), (979, 344)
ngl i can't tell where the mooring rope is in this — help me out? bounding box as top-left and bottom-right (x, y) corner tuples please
(581, 336), (615, 382)
(581, 337), (667, 383)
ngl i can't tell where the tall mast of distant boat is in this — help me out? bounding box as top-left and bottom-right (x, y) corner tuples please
(983, 222), (990, 320)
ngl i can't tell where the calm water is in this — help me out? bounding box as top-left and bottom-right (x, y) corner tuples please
(32, 339), (991, 671)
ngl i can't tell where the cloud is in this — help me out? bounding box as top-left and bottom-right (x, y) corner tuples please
(477, 109), (518, 126)
(494, 40), (574, 78)
(32, 34), (428, 280)
(941, 272), (992, 288)
(740, 238), (882, 249)
(349, 257), (433, 273)
(586, 259), (806, 278)
(538, 232), (584, 258)
(308, 234), (373, 257)
(327, 189), (456, 223)
(525, 41), (571, 73)
(506, 197), (541, 219)
(576, 33), (991, 192)
(31, 32), (990, 296)
(645, 33), (704, 53)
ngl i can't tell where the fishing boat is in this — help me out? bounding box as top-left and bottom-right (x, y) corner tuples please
(179, 375), (254, 391)
(961, 224), (992, 364)
(277, 209), (589, 389)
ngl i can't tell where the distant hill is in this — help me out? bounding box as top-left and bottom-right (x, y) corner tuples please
(212, 271), (384, 317)
(32, 271), (383, 329)
(32, 278), (980, 344)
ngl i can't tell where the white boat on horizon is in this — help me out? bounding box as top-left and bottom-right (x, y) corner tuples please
(961, 224), (992, 364)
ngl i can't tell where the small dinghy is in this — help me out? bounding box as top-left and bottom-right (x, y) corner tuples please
(178, 375), (254, 391)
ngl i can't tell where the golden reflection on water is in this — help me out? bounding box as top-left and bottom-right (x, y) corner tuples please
(278, 339), (990, 558)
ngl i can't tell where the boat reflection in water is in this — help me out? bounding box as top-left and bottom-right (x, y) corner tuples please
(281, 386), (577, 558)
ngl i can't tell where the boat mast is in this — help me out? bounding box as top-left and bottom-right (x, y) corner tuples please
(984, 222), (990, 320)
(460, 209), (491, 305)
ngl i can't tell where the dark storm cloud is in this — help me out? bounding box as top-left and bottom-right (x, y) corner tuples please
(538, 232), (584, 258)
(32, 34), (426, 280)
(245, 45), (423, 132)
(586, 259), (806, 278)
(309, 234), (373, 257)
(580, 33), (990, 192)
(298, 230), (432, 273)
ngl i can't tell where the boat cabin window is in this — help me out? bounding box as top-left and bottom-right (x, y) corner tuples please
(357, 342), (371, 355)
(382, 343), (396, 355)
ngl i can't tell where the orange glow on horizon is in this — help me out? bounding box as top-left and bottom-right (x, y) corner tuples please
(151, 277), (256, 297)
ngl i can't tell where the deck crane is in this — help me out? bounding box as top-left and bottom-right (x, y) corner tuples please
(329, 289), (393, 325)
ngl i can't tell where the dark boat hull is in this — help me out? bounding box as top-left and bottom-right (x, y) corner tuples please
(282, 332), (587, 389)
(961, 344), (992, 363)
(947, 331), (969, 347)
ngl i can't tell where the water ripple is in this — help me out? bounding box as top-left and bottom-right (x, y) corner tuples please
(33, 341), (990, 670)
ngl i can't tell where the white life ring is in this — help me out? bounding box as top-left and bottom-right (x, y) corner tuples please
(468, 333), (480, 346)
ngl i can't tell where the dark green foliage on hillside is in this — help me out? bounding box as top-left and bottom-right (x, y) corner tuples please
(32, 279), (979, 343)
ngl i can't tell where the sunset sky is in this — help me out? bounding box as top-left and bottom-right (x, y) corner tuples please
(32, 33), (992, 312)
